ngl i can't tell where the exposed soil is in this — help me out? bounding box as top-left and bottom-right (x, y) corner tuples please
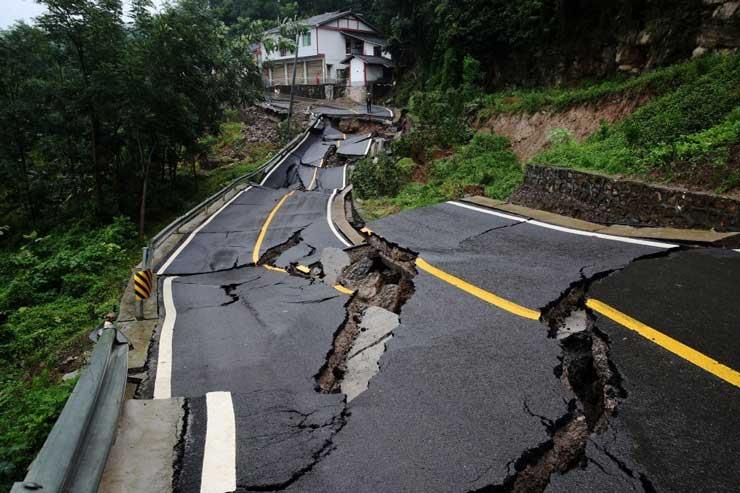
(335, 118), (390, 136)
(476, 93), (652, 162)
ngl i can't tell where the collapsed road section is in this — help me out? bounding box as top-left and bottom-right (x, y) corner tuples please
(102, 103), (740, 493)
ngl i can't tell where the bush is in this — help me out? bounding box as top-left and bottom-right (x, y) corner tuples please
(0, 216), (140, 490)
(352, 155), (411, 199)
(462, 55), (484, 101)
(430, 132), (524, 200)
(408, 90), (471, 148)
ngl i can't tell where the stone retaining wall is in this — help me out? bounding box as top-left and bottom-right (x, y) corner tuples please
(510, 164), (740, 231)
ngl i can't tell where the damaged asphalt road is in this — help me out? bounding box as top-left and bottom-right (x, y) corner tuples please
(142, 115), (739, 493)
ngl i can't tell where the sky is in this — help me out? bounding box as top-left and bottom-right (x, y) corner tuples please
(0, 0), (166, 29)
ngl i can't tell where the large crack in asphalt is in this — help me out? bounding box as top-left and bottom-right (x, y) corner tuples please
(236, 407), (350, 492)
(314, 234), (418, 394)
(172, 399), (191, 492)
(472, 247), (685, 492)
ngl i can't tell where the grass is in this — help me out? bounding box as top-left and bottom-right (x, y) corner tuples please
(355, 133), (523, 219)
(532, 52), (740, 192)
(0, 119), (276, 490)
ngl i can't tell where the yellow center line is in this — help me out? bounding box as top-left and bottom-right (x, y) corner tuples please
(415, 257), (541, 321)
(307, 158), (324, 191)
(333, 284), (355, 295)
(251, 192), (352, 297)
(586, 299), (740, 388)
(252, 191), (295, 265)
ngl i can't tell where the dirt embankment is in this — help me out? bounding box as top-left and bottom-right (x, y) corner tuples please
(476, 94), (651, 162)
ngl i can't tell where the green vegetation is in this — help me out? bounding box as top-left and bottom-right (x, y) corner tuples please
(0, 0), (262, 239)
(479, 53), (732, 116)
(0, 218), (138, 488)
(0, 119), (274, 490)
(355, 133), (523, 219)
(534, 53), (740, 193)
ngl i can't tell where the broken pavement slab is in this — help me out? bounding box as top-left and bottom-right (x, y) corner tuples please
(320, 247), (351, 286)
(99, 398), (185, 493)
(342, 307), (400, 401)
(462, 195), (740, 245)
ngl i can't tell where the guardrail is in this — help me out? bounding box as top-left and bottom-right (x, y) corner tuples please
(145, 117), (321, 268)
(10, 117), (322, 492)
(11, 327), (129, 493)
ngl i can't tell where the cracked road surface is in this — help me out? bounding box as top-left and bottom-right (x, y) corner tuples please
(139, 119), (739, 493)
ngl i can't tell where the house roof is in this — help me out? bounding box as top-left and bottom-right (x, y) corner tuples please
(341, 30), (385, 46)
(265, 11), (378, 35)
(340, 54), (394, 68)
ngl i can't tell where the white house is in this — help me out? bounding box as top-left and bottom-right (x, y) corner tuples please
(257, 11), (393, 90)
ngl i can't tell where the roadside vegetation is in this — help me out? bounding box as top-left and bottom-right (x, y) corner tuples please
(356, 52), (740, 220)
(534, 52), (740, 193)
(353, 62), (522, 219)
(477, 52), (732, 116)
(0, 117), (274, 489)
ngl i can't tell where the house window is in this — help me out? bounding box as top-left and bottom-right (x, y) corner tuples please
(373, 45), (382, 57)
(346, 38), (363, 55)
(280, 46), (288, 57)
(302, 32), (311, 47)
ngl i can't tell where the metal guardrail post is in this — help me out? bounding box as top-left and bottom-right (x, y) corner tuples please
(135, 247), (151, 321)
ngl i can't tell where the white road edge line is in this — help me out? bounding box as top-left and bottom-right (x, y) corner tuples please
(342, 164), (348, 189)
(156, 187), (252, 275)
(260, 130), (312, 186)
(201, 391), (237, 493)
(446, 201), (527, 223)
(363, 134), (373, 157)
(328, 189), (352, 247)
(153, 276), (178, 400)
(447, 201), (678, 249)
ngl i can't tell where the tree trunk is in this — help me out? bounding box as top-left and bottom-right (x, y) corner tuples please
(16, 136), (37, 226)
(91, 113), (103, 215)
(192, 159), (198, 192)
(138, 136), (150, 239)
(286, 34), (300, 142)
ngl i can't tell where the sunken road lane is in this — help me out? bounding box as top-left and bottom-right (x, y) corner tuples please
(140, 121), (738, 492)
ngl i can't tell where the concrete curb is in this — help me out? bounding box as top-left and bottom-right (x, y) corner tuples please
(461, 196), (740, 246)
(332, 185), (366, 246)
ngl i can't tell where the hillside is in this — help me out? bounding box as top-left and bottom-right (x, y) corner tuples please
(355, 51), (740, 218)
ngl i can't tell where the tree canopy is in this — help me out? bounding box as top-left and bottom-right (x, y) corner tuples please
(0, 0), (262, 237)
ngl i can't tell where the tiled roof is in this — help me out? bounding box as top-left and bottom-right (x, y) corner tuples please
(265, 11), (353, 34)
